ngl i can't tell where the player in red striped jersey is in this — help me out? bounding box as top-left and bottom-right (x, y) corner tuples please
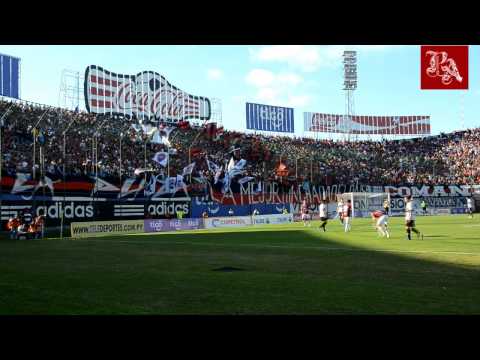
(371, 209), (390, 238)
(301, 200), (311, 227)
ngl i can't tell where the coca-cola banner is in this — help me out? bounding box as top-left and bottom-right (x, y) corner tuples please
(84, 65), (211, 122)
(304, 112), (431, 135)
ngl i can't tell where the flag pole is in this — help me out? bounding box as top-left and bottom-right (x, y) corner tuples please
(60, 115), (75, 240)
(0, 102), (15, 219)
(32, 108), (51, 180)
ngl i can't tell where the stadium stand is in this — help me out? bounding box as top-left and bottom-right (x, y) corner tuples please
(1, 98), (480, 189)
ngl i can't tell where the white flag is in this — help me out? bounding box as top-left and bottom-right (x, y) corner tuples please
(182, 162), (196, 176)
(227, 157), (236, 172)
(238, 176), (255, 185)
(207, 159), (220, 173)
(152, 151), (169, 167)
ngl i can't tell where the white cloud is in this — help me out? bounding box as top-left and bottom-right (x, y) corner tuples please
(245, 69), (276, 87)
(245, 68), (310, 107)
(207, 68), (223, 80)
(250, 45), (400, 72)
(256, 87), (279, 104)
(286, 95), (311, 107)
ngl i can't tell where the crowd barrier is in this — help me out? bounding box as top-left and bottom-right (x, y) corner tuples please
(71, 213), (294, 238)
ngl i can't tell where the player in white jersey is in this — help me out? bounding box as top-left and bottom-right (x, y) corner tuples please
(337, 199), (344, 224)
(371, 210), (390, 238)
(342, 200), (352, 232)
(467, 197), (474, 219)
(318, 199), (328, 232)
(405, 195), (422, 240)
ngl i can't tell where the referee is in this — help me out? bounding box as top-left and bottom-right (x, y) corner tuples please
(383, 199), (390, 216)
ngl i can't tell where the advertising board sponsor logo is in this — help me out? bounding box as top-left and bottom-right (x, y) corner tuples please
(71, 220), (144, 238)
(84, 65), (211, 122)
(147, 202), (190, 217)
(35, 202), (94, 219)
(205, 216), (252, 228)
(246, 103), (294, 133)
(144, 218), (203, 232)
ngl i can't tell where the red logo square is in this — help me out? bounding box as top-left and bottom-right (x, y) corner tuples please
(421, 45), (469, 90)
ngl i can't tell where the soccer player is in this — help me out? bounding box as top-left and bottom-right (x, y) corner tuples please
(371, 209), (390, 238)
(467, 197), (474, 219)
(337, 198), (344, 224)
(420, 199), (428, 215)
(405, 195), (423, 240)
(383, 199), (390, 215)
(301, 200), (311, 227)
(343, 200), (352, 232)
(318, 199), (328, 232)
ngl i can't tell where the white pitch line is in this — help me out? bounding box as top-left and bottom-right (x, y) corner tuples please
(72, 238), (480, 256)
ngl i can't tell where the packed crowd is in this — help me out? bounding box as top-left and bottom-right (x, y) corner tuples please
(1, 98), (479, 188)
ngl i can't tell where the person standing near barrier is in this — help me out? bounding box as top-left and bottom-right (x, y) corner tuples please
(282, 207), (289, 215)
(228, 208), (234, 216)
(383, 199), (390, 216)
(176, 208), (185, 220)
(420, 199), (428, 215)
(7, 215), (21, 239)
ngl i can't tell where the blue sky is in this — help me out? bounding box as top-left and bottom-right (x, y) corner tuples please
(0, 45), (478, 136)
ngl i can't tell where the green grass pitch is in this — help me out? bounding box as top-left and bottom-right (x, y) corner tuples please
(1, 215), (480, 314)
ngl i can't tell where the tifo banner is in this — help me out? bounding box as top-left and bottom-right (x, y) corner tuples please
(144, 218), (203, 233)
(191, 197), (288, 217)
(246, 102), (294, 133)
(421, 45), (469, 90)
(304, 112), (431, 135)
(84, 65), (211, 122)
(204, 216), (252, 229)
(252, 214), (293, 225)
(71, 220), (144, 238)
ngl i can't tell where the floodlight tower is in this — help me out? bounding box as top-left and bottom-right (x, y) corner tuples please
(343, 51), (357, 141)
(58, 69), (85, 111)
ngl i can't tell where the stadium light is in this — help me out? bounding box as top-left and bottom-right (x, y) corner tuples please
(343, 50), (357, 140)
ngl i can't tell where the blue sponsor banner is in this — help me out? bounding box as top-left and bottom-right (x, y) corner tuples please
(0, 53), (20, 99)
(192, 198), (288, 218)
(246, 102), (294, 133)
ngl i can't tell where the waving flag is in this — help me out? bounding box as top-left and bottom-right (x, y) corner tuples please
(182, 162), (196, 176)
(152, 151), (169, 167)
(238, 176), (255, 185)
(207, 158), (221, 173)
